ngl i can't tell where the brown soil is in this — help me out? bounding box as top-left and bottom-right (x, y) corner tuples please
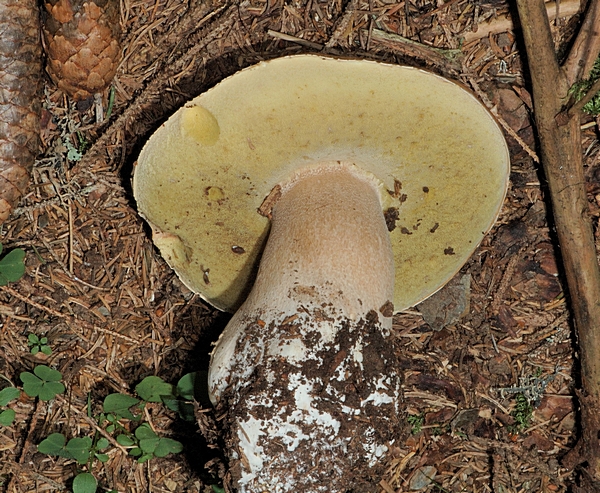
(0, 0), (597, 492)
(218, 311), (403, 492)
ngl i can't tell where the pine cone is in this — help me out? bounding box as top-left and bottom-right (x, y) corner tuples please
(42, 0), (121, 101)
(0, 0), (42, 224)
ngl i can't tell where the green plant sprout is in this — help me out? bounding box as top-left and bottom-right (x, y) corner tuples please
(99, 375), (187, 462)
(37, 433), (110, 465)
(407, 413), (425, 435)
(35, 374), (193, 491)
(27, 333), (52, 356)
(0, 386), (20, 426)
(37, 432), (109, 493)
(510, 393), (534, 432)
(116, 423), (183, 463)
(72, 473), (98, 493)
(0, 242), (26, 286)
(161, 371), (207, 421)
(569, 55), (600, 115)
(20, 365), (65, 401)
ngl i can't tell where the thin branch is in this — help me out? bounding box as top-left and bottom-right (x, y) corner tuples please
(368, 29), (463, 73)
(569, 75), (600, 115)
(517, 0), (600, 484)
(517, 0), (600, 397)
(463, 0), (581, 43)
(563, 0), (600, 84)
(517, 0), (567, 103)
(267, 29), (324, 50)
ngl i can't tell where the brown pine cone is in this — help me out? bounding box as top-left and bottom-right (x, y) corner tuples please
(0, 0), (42, 224)
(42, 0), (121, 101)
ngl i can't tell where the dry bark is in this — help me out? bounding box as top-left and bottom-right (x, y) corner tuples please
(0, 0), (42, 225)
(515, 0), (600, 489)
(42, 0), (122, 101)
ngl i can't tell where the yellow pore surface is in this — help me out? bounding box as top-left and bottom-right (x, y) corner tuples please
(133, 55), (510, 312)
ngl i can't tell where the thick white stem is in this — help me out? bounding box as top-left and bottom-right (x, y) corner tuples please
(244, 162), (395, 322)
(208, 163), (400, 492)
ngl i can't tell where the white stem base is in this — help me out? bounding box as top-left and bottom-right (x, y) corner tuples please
(208, 164), (400, 492)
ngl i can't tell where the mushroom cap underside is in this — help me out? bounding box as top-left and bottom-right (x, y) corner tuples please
(133, 54), (510, 313)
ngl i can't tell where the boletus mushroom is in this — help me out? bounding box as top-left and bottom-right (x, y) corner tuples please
(133, 55), (509, 492)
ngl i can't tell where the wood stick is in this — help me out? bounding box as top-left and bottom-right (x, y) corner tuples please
(515, 0), (600, 487)
(464, 0), (580, 43)
(369, 29), (463, 73)
(563, 0), (600, 84)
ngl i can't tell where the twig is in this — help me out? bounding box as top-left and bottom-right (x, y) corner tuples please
(1, 285), (67, 319)
(0, 285), (142, 344)
(467, 77), (540, 163)
(563, 0), (600, 84)
(267, 29), (324, 50)
(463, 0), (581, 43)
(569, 76), (600, 116)
(368, 28), (463, 73)
(516, 0), (600, 486)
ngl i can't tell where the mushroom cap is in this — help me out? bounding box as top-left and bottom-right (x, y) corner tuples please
(133, 55), (510, 313)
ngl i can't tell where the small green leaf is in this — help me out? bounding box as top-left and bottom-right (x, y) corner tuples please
(41, 346), (52, 355)
(66, 436), (93, 464)
(28, 334), (40, 345)
(38, 433), (71, 458)
(38, 381), (66, 402)
(0, 409), (15, 426)
(19, 372), (40, 385)
(133, 424), (182, 458)
(162, 396), (180, 413)
(30, 346), (40, 355)
(106, 424), (116, 433)
(72, 472), (97, 493)
(135, 423), (157, 440)
(154, 438), (183, 457)
(176, 372), (198, 400)
(0, 387), (20, 406)
(116, 434), (135, 447)
(40, 337), (48, 345)
(137, 453), (153, 463)
(21, 368), (64, 401)
(96, 437), (109, 450)
(135, 376), (174, 403)
(95, 453), (109, 462)
(103, 394), (140, 421)
(129, 447), (142, 457)
(0, 248), (26, 285)
(34, 365), (62, 382)
(20, 372), (43, 399)
(139, 437), (159, 455)
(211, 486), (225, 493)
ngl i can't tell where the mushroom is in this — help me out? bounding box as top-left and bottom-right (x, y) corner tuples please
(133, 55), (509, 492)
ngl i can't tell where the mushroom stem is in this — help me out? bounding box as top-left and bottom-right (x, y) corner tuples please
(209, 163), (401, 492)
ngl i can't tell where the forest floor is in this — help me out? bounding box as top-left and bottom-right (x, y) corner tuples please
(1, 0), (599, 492)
